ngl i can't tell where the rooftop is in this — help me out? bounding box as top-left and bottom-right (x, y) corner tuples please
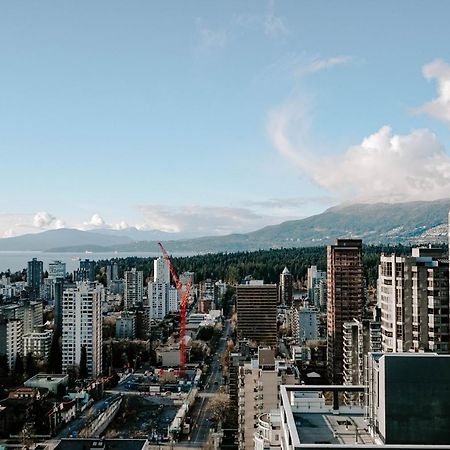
(293, 413), (375, 445)
(54, 439), (147, 450)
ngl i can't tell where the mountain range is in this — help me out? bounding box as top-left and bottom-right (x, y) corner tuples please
(0, 199), (449, 253)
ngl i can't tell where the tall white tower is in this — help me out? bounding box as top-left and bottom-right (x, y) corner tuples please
(149, 257), (178, 320)
(62, 282), (104, 378)
(154, 256), (170, 284)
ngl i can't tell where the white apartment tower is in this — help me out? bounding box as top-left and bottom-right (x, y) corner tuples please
(149, 257), (179, 320)
(379, 248), (449, 353)
(62, 282), (104, 378)
(124, 268), (144, 309)
(6, 319), (23, 372)
(154, 256), (170, 284)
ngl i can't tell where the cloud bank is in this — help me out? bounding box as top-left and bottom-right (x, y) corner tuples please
(268, 59), (450, 202)
(416, 59), (450, 125)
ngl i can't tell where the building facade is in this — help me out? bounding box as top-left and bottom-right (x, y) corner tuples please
(124, 268), (143, 309)
(62, 282), (104, 378)
(236, 283), (278, 348)
(279, 267), (293, 306)
(327, 239), (364, 384)
(379, 248), (449, 353)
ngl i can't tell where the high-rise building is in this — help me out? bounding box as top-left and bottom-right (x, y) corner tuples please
(3, 318), (23, 372)
(237, 348), (298, 450)
(379, 247), (449, 353)
(116, 312), (136, 339)
(22, 300), (43, 334)
(327, 239), (364, 384)
(27, 258), (43, 298)
(48, 260), (66, 280)
(154, 256), (170, 284)
(148, 257), (179, 320)
(75, 259), (96, 282)
(343, 310), (381, 405)
(307, 265), (327, 310)
(23, 328), (53, 361)
(106, 262), (119, 285)
(279, 267), (293, 305)
(124, 268), (143, 309)
(62, 282), (103, 378)
(236, 283), (278, 347)
(291, 305), (319, 344)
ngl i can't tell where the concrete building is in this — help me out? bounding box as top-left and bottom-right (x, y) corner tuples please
(149, 257), (179, 320)
(124, 268), (143, 309)
(379, 248), (449, 353)
(75, 259), (96, 282)
(368, 353), (450, 446)
(115, 312), (136, 339)
(24, 373), (68, 395)
(327, 239), (364, 383)
(342, 311), (381, 405)
(5, 318), (23, 371)
(236, 283), (278, 347)
(273, 353), (450, 449)
(279, 267), (293, 306)
(48, 260), (66, 280)
(291, 305), (319, 344)
(22, 300), (43, 334)
(237, 348), (298, 450)
(106, 262), (119, 285)
(23, 328), (53, 361)
(62, 282), (104, 378)
(154, 256), (170, 284)
(307, 265), (327, 310)
(254, 410), (282, 450)
(27, 257), (43, 296)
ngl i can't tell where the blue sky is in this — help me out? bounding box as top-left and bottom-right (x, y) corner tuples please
(1, 1), (450, 237)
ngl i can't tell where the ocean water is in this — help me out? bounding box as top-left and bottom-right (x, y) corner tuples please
(0, 251), (164, 273)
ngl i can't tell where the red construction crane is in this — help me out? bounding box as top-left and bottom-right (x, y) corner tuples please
(158, 242), (192, 376)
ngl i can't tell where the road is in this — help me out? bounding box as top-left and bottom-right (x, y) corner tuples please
(178, 318), (231, 448)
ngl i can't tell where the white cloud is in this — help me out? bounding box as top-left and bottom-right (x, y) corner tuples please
(138, 204), (294, 235)
(33, 211), (65, 229)
(416, 59), (450, 124)
(268, 95), (450, 202)
(302, 56), (354, 75)
(195, 18), (228, 50)
(263, 0), (289, 38)
(85, 213), (106, 228)
(80, 214), (131, 231)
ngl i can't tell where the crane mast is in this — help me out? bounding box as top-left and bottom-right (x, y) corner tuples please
(158, 242), (192, 376)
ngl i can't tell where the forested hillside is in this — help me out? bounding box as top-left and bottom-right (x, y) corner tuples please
(95, 243), (442, 287)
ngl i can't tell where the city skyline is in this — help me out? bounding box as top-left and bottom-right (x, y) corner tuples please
(1, 1), (450, 238)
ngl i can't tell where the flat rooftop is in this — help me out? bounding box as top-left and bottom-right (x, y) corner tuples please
(54, 439), (147, 450)
(294, 413), (375, 445)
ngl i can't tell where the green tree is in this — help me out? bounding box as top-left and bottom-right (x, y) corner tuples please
(47, 331), (62, 373)
(25, 353), (37, 378)
(79, 345), (88, 379)
(14, 353), (24, 378)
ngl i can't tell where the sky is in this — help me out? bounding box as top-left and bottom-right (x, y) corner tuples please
(1, 0), (450, 237)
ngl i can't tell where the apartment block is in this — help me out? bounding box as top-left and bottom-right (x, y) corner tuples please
(62, 282), (103, 378)
(327, 239), (364, 383)
(379, 248), (449, 353)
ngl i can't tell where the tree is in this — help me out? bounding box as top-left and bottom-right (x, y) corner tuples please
(0, 354), (9, 376)
(25, 353), (37, 378)
(79, 345), (88, 379)
(208, 393), (233, 425)
(47, 331), (62, 373)
(14, 353), (24, 378)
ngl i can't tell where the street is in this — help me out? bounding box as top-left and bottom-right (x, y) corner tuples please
(178, 318), (231, 447)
